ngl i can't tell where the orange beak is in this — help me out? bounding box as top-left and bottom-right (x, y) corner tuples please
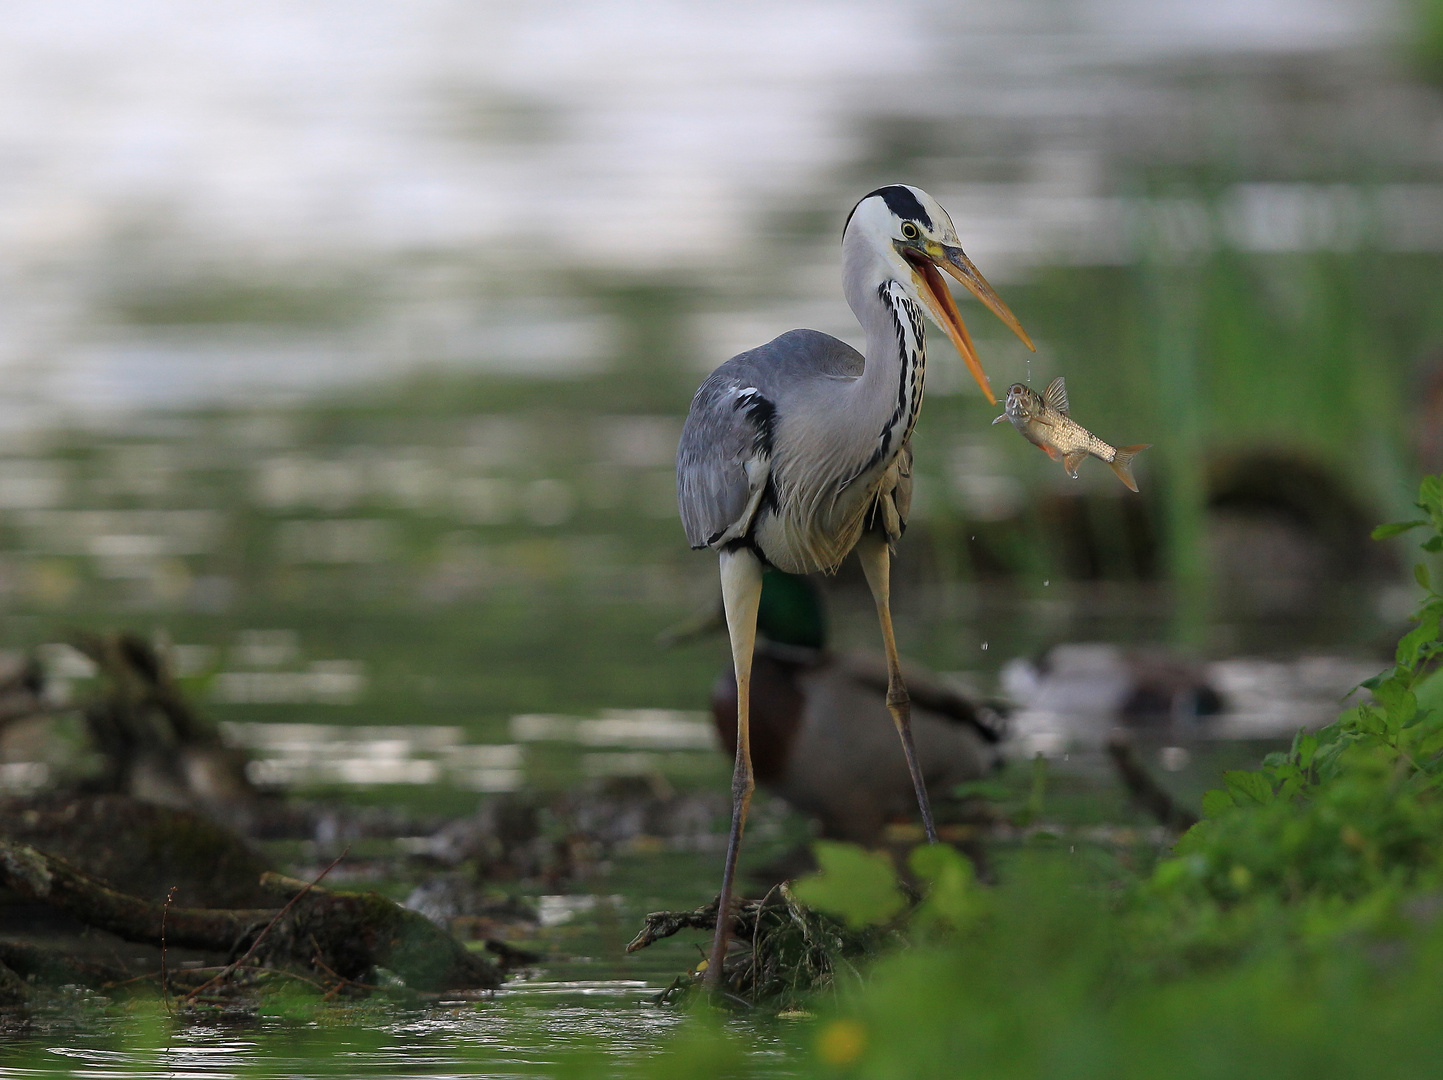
(908, 245), (1035, 406)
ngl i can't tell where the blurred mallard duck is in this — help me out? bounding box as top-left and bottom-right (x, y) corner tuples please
(668, 570), (1002, 846)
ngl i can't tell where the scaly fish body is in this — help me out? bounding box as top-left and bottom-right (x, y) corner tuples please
(993, 378), (1150, 492)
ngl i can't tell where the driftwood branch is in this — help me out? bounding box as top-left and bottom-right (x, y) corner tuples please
(626, 899), (721, 954)
(0, 841), (500, 993)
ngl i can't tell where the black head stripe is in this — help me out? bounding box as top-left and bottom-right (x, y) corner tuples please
(842, 185), (933, 238)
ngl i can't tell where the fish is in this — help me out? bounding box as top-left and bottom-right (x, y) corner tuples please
(992, 377), (1150, 492)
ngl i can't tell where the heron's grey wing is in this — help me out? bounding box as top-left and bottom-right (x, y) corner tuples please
(676, 371), (775, 549)
(677, 330), (864, 551)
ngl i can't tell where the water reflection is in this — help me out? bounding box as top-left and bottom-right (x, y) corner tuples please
(209, 709), (716, 793)
(2, 994), (732, 1079)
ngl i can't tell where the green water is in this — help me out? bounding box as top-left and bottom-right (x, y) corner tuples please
(0, 986), (805, 1079)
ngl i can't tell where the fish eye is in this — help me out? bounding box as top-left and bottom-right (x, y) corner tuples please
(900, 222), (919, 240)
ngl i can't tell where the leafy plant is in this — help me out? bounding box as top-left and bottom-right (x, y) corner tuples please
(1151, 474), (1443, 917)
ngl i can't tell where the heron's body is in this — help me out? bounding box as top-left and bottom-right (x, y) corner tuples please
(678, 318), (916, 575)
(676, 184), (1033, 989)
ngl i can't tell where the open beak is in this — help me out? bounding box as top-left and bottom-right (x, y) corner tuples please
(907, 244), (1035, 406)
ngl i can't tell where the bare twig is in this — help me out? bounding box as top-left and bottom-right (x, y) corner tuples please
(183, 847), (349, 1004)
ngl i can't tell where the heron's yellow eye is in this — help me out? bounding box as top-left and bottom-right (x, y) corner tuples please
(900, 222), (919, 240)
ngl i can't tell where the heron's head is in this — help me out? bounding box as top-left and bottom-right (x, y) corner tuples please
(844, 184), (1034, 405)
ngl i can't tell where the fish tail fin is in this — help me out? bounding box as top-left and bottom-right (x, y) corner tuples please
(1110, 444), (1150, 492)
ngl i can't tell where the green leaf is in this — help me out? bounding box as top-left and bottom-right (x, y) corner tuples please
(1396, 612), (1441, 669)
(1269, 762), (1301, 784)
(908, 844), (985, 931)
(1417, 563), (1433, 592)
(1372, 676), (1419, 724)
(1372, 520), (1427, 540)
(1424, 536), (1443, 553)
(1223, 770), (1273, 806)
(1420, 475), (1443, 515)
(1297, 732), (1318, 768)
(1414, 723), (1443, 758)
(1200, 788), (1236, 817)
(791, 842), (907, 929)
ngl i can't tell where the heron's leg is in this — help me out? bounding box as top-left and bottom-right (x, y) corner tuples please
(856, 536), (939, 844)
(707, 546), (763, 991)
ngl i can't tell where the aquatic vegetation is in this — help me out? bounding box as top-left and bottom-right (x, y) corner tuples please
(627, 876), (899, 1012)
(1151, 474), (1443, 918)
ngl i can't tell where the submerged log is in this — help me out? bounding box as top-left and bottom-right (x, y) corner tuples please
(0, 841), (500, 993)
(253, 872), (502, 991)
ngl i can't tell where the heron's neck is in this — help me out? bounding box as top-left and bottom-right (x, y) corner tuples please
(844, 266), (927, 469)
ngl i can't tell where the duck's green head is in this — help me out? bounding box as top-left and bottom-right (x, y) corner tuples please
(757, 569), (827, 650)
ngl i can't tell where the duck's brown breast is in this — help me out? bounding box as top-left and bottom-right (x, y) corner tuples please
(710, 649), (808, 786)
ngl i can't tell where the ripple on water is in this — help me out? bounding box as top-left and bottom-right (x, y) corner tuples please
(0, 975), (808, 1080)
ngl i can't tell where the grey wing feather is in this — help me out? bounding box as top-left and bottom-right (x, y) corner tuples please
(677, 329), (864, 551)
(676, 375), (769, 549)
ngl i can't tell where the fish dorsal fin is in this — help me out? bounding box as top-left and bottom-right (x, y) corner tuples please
(1043, 377), (1069, 416)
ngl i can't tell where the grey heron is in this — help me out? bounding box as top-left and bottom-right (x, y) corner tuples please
(676, 184), (1034, 986)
